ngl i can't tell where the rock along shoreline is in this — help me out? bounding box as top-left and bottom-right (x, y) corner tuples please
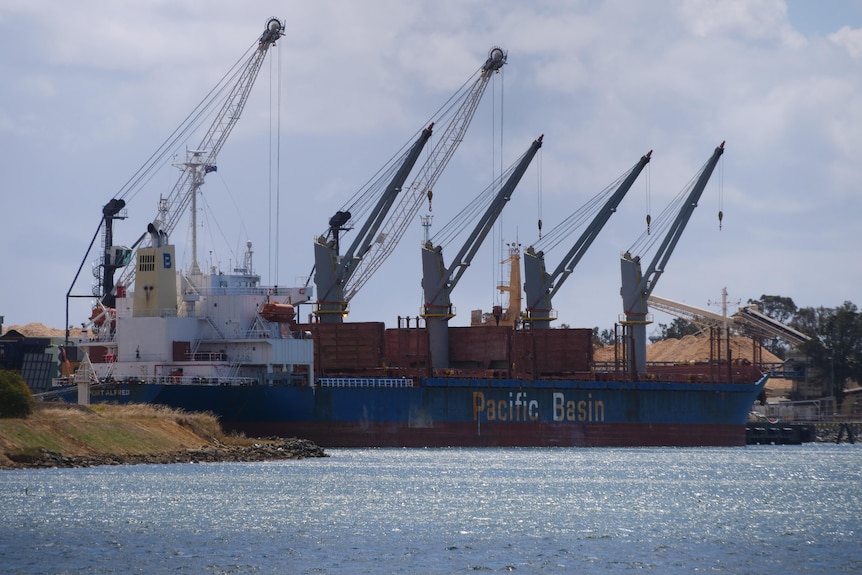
(3, 437), (327, 470)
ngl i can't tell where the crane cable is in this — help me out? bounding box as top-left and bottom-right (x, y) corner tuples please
(628, 155), (708, 257)
(531, 165), (633, 254)
(537, 146), (543, 240)
(645, 159), (652, 235)
(431, 151), (527, 247)
(492, 68), (505, 307)
(268, 46), (274, 283)
(119, 42), (257, 206)
(718, 154), (724, 230)
(268, 36), (283, 285)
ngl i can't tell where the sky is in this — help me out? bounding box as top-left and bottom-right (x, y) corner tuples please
(1, 0), (861, 337)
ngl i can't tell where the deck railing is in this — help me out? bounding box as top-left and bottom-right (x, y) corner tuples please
(316, 377), (414, 388)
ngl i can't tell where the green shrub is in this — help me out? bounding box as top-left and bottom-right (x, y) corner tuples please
(0, 370), (36, 418)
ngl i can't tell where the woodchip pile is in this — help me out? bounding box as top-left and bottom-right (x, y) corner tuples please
(594, 334), (782, 364)
(1, 323), (84, 338)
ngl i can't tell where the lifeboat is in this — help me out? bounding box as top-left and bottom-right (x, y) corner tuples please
(260, 302), (296, 323)
(90, 306), (116, 328)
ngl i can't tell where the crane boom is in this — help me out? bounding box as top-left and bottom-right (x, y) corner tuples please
(346, 48), (506, 301)
(314, 124), (435, 321)
(312, 47), (507, 324)
(421, 135), (543, 369)
(66, 18), (285, 338)
(523, 151), (652, 328)
(620, 141), (725, 373)
(422, 135), (544, 305)
(114, 18), (284, 289)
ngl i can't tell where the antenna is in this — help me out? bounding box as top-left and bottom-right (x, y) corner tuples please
(421, 214), (433, 243)
(708, 287), (741, 334)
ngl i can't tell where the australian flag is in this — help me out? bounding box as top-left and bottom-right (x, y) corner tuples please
(205, 165), (218, 173)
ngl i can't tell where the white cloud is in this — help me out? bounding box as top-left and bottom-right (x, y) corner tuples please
(1, 0), (860, 333)
(829, 25), (862, 57)
(681, 0), (806, 48)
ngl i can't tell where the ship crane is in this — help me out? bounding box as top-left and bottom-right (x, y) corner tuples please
(313, 125), (435, 321)
(421, 135), (543, 369)
(619, 141), (725, 374)
(522, 151), (652, 329)
(313, 47), (507, 323)
(66, 18), (285, 340)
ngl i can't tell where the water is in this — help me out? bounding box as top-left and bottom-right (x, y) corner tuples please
(1, 445), (860, 574)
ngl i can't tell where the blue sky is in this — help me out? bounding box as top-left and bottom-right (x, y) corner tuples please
(1, 0), (860, 336)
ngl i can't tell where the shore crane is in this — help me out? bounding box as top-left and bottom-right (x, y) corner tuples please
(421, 135), (543, 369)
(313, 48), (508, 323)
(522, 151), (652, 329)
(620, 141), (725, 374)
(66, 18), (285, 340)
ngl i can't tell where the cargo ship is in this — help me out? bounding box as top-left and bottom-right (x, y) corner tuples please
(59, 18), (768, 447)
(63, 234), (767, 448)
(64, 163), (768, 449)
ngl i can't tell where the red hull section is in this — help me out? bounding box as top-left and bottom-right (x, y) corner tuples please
(232, 421), (748, 448)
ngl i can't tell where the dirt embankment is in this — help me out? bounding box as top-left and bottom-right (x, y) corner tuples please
(0, 403), (326, 470)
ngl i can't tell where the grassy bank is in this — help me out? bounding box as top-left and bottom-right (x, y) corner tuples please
(0, 403), (324, 469)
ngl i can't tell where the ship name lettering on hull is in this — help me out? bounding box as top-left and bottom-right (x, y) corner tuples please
(552, 392), (604, 422)
(471, 391), (605, 423)
(472, 392), (539, 422)
(91, 389), (131, 397)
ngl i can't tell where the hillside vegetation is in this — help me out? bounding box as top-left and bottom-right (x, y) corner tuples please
(0, 403), (325, 469)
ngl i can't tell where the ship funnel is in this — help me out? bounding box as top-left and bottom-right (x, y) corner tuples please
(147, 223), (168, 247)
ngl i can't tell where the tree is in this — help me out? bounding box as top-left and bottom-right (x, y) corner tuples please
(749, 294), (797, 324)
(793, 301), (862, 407)
(593, 327), (616, 346)
(0, 370), (36, 418)
(650, 318), (699, 342)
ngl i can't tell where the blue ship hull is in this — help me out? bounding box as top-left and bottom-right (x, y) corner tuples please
(79, 375), (768, 447)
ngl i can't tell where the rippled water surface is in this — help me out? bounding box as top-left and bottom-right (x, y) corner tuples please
(2, 445), (860, 574)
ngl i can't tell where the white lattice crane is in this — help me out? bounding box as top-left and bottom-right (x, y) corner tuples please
(119, 17), (285, 287)
(313, 47), (507, 323)
(66, 18), (285, 339)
